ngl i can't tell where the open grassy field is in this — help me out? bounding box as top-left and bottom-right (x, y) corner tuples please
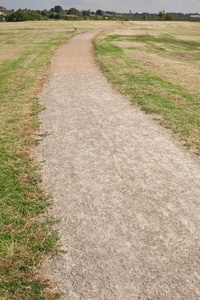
(94, 21), (200, 153)
(0, 20), (119, 299)
(1, 19), (200, 299)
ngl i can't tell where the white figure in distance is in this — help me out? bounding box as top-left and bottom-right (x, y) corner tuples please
(73, 25), (77, 31)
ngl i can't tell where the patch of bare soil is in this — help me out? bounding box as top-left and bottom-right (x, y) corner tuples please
(36, 29), (200, 299)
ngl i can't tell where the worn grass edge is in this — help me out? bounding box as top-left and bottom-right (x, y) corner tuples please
(0, 32), (74, 300)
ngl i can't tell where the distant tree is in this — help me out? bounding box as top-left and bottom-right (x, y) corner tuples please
(54, 5), (63, 14)
(0, 6), (7, 13)
(67, 7), (81, 16)
(95, 15), (103, 20)
(96, 9), (103, 16)
(6, 9), (42, 22)
(28, 11), (42, 21)
(7, 10), (29, 21)
(49, 12), (58, 19)
(41, 9), (49, 17)
(158, 10), (165, 20)
(82, 10), (90, 17)
(143, 14), (147, 20)
(56, 13), (62, 19)
(165, 13), (174, 21)
(6, 9), (41, 21)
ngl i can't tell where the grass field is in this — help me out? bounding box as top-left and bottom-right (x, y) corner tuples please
(1, 19), (200, 299)
(94, 21), (200, 153)
(0, 20), (119, 299)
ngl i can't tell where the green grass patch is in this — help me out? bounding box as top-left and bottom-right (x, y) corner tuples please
(94, 23), (200, 153)
(0, 20), (119, 299)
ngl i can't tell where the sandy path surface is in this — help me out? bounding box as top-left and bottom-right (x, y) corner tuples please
(36, 29), (200, 299)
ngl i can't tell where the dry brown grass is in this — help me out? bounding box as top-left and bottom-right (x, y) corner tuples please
(100, 21), (200, 97)
(95, 21), (200, 152)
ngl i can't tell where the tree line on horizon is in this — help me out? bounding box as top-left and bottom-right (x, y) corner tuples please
(0, 5), (199, 22)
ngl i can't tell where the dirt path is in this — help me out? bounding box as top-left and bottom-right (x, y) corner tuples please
(36, 29), (200, 299)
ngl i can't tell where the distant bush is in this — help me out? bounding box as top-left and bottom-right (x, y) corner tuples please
(96, 9), (103, 16)
(27, 11), (42, 21)
(143, 14), (147, 20)
(7, 10), (28, 21)
(7, 9), (42, 21)
(165, 13), (174, 21)
(82, 10), (90, 17)
(93, 15), (103, 20)
(67, 7), (81, 16)
(49, 12), (62, 19)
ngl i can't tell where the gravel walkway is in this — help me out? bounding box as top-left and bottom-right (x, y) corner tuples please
(36, 29), (200, 299)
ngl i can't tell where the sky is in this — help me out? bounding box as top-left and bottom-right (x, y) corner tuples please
(1, 0), (200, 14)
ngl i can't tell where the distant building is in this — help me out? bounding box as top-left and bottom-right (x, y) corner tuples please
(0, 11), (6, 21)
(190, 14), (200, 18)
(66, 15), (78, 18)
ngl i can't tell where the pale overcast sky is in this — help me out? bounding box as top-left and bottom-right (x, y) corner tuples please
(1, 0), (200, 13)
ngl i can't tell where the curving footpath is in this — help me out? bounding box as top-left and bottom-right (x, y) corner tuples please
(36, 29), (200, 299)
